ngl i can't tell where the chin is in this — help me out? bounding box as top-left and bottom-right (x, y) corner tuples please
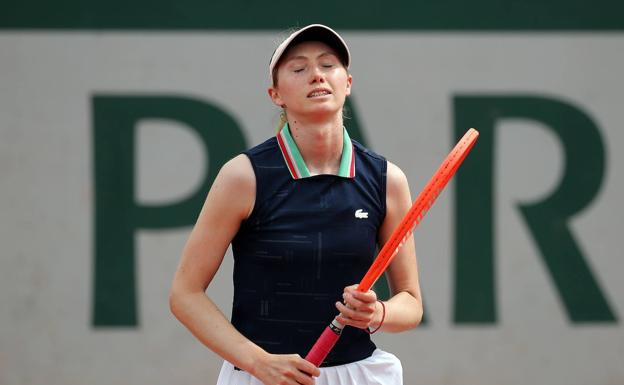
(306, 103), (341, 116)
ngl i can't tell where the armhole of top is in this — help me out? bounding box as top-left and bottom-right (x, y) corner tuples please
(241, 152), (260, 222)
(380, 158), (388, 223)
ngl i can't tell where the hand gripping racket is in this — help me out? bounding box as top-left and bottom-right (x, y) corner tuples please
(305, 128), (479, 367)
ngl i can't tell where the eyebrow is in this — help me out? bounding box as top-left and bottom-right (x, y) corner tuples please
(285, 52), (338, 63)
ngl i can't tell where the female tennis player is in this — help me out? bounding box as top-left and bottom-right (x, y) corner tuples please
(170, 24), (423, 385)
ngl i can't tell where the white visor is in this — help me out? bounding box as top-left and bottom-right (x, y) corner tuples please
(269, 24), (351, 82)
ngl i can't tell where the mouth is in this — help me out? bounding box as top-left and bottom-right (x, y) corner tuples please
(307, 89), (332, 98)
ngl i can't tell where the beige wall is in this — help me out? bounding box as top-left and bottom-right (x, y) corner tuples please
(1, 33), (623, 384)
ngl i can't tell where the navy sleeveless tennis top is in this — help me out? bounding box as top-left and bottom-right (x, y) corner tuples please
(231, 125), (387, 366)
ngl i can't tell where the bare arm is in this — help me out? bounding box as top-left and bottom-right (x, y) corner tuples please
(169, 154), (319, 384)
(336, 161), (423, 332)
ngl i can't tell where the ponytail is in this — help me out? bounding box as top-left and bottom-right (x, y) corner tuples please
(275, 110), (288, 132)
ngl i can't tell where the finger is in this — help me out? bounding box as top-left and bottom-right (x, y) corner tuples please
(344, 284), (359, 291)
(284, 356), (315, 385)
(335, 315), (369, 329)
(287, 367), (314, 385)
(335, 301), (369, 321)
(296, 357), (321, 377)
(349, 289), (377, 303)
(342, 293), (375, 313)
(290, 370), (314, 385)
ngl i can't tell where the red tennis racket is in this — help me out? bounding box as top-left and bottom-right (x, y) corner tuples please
(305, 128), (479, 367)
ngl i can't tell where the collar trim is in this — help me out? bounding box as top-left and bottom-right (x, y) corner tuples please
(276, 123), (355, 180)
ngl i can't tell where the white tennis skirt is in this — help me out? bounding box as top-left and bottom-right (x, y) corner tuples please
(216, 349), (403, 385)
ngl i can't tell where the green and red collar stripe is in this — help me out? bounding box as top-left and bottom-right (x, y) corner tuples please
(276, 123), (356, 180)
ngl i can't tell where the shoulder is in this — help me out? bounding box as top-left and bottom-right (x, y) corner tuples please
(209, 154), (256, 220)
(352, 139), (386, 163)
(381, 161), (413, 232)
(245, 136), (279, 157)
(385, 161), (410, 200)
(351, 140), (387, 185)
(386, 161), (408, 186)
(220, 135), (280, 186)
(217, 154), (255, 190)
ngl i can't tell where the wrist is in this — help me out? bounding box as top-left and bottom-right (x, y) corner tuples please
(367, 300), (386, 334)
(245, 343), (270, 376)
(371, 300), (382, 328)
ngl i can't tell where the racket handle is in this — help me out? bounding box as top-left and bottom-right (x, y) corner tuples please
(305, 321), (343, 367)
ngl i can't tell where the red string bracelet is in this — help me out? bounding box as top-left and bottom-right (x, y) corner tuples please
(367, 300), (386, 335)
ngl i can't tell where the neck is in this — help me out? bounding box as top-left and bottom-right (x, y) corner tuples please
(286, 113), (344, 176)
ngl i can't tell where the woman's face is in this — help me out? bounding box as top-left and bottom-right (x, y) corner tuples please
(269, 41), (352, 121)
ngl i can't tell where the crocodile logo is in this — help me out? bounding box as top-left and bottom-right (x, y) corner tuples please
(355, 209), (369, 219)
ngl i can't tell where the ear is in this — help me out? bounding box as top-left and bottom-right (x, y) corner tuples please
(345, 73), (353, 97)
(268, 87), (285, 108)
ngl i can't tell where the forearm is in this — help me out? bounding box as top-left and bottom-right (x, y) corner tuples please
(169, 290), (267, 374)
(374, 290), (423, 333)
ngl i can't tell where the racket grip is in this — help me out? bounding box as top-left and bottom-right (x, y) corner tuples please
(305, 324), (342, 367)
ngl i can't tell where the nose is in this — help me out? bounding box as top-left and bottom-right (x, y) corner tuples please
(309, 66), (325, 84)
